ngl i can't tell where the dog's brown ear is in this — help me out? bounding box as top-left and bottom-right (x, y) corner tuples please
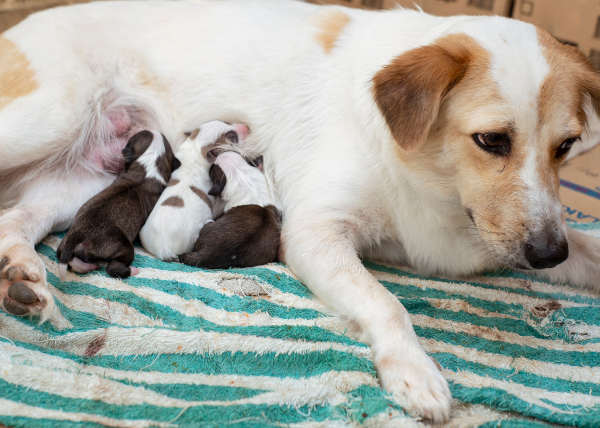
(208, 164), (227, 197)
(122, 130), (153, 166)
(580, 68), (600, 118)
(373, 38), (471, 150)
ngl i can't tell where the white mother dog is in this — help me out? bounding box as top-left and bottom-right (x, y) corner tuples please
(0, 0), (599, 422)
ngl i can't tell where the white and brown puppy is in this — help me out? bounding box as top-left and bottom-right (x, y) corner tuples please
(139, 120), (249, 260)
(179, 151), (281, 269)
(56, 131), (180, 278)
(3, 1), (600, 422)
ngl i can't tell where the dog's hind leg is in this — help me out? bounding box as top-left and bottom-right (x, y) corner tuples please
(0, 172), (113, 321)
(98, 229), (135, 278)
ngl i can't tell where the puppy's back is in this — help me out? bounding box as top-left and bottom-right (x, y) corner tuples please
(179, 204), (281, 269)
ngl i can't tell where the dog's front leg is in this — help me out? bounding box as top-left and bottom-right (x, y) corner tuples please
(0, 173), (112, 321)
(283, 219), (451, 423)
(533, 227), (600, 289)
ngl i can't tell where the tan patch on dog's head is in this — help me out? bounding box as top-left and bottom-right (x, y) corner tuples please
(314, 10), (351, 54)
(535, 28), (598, 191)
(0, 37), (38, 110)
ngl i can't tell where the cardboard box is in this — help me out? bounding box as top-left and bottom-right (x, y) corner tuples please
(307, 0), (513, 16)
(0, 0), (89, 31)
(560, 145), (600, 223)
(513, 0), (600, 70)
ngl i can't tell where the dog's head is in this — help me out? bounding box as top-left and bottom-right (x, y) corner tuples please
(372, 19), (600, 270)
(209, 151), (269, 208)
(122, 130), (181, 184)
(184, 120), (250, 162)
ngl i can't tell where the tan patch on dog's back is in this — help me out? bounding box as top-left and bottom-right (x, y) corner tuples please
(137, 68), (168, 93)
(0, 37), (38, 110)
(190, 186), (213, 208)
(314, 10), (350, 54)
(162, 196), (184, 208)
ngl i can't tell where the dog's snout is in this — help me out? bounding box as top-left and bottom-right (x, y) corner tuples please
(524, 229), (569, 269)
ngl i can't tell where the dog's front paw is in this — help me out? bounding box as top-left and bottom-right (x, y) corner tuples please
(0, 242), (54, 321)
(376, 350), (451, 423)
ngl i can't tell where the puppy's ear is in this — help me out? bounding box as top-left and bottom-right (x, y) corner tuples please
(373, 35), (471, 150)
(208, 164), (227, 196)
(250, 156), (264, 171)
(172, 157), (182, 171)
(122, 130), (154, 166)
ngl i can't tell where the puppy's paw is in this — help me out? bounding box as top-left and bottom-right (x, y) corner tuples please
(376, 350), (451, 423)
(106, 260), (132, 278)
(0, 243), (54, 322)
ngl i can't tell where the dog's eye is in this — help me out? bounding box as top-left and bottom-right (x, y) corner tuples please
(472, 133), (511, 156)
(555, 137), (579, 159)
(225, 131), (238, 143)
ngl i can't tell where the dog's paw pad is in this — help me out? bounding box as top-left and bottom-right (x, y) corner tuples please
(9, 282), (39, 304)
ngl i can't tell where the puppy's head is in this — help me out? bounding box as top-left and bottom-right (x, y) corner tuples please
(184, 120), (250, 162)
(123, 130), (181, 184)
(373, 19), (600, 270)
(122, 130), (154, 169)
(209, 151), (266, 202)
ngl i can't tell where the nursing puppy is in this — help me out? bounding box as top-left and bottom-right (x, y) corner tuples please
(140, 120), (249, 260)
(57, 131), (180, 278)
(179, 151), (281, 269)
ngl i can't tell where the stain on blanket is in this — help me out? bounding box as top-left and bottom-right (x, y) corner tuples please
(85, 333), (107, 357)
(531, 300), (562, 318)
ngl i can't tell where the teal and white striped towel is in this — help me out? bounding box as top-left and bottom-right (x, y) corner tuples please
(1, 223), (599, 427)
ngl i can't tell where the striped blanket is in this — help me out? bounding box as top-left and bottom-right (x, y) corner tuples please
(1, 224), (599, 427)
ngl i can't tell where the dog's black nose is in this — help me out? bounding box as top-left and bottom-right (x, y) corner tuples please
(524, 230), (569, 269)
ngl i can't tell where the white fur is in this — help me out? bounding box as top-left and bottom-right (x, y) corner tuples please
(136, 130), (167, 185)
(0, 1), (599, 423)
(214, 151), (274, 212)
(140, 121), (241, 260)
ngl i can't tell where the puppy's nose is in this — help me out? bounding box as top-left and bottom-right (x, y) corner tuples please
(233, 123), (250, 140)
(524, 229), (569, 269)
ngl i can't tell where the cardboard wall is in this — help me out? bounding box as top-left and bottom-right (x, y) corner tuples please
(308, 0), (513, 16)
(513, 0), (600, 69)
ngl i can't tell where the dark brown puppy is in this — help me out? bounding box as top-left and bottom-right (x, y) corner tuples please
(57, 130), (180, 278)
(179, 151), (281, 269)
(179, 204), (281, 269)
